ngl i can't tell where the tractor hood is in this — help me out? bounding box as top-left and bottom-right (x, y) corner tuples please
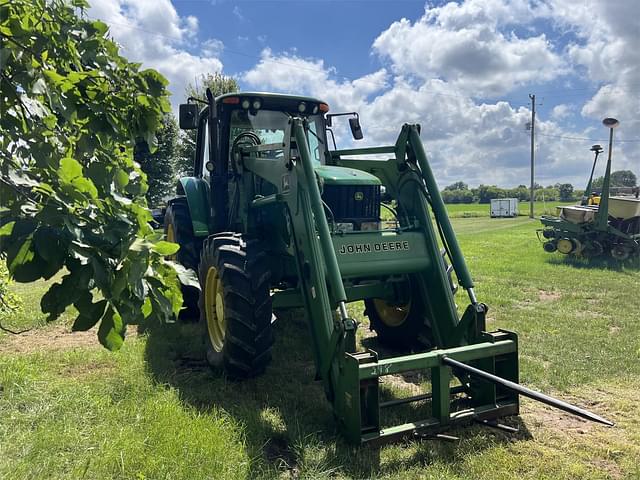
(315, 165), (381, 186)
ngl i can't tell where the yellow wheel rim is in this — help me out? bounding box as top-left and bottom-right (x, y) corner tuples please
(204, 266), (225, 352)
(166, 223), (177, 261)
(372, 299), (411, 327)
(557, 238), (573, 254)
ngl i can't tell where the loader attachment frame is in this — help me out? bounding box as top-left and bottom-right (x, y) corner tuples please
(237, 117), (612, 444)
(240, 120), (521, 443)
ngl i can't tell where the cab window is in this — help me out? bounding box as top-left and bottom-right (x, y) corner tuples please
(307, 118), (322, 165)
(201, 119), (210, 180)
(229, 109), (325, 165)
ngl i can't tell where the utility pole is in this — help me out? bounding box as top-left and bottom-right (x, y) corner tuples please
(529, 94), (536, 219)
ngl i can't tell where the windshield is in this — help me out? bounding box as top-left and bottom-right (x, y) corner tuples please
(230, 110), (326, 165)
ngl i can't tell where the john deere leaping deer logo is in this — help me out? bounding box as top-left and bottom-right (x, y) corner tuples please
(354, 191), (364, 201)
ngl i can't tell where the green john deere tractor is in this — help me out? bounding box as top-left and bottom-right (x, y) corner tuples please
(165, 90), (612, 444)
(539, 118), (640, 261)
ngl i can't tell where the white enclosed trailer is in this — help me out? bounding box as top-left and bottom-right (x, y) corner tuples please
(490, 198), (519, 218)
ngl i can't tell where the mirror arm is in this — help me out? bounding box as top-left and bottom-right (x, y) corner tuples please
(326, 112), (359, 123)
(188, 96), (209, 106)
(326, 128), (337, 150)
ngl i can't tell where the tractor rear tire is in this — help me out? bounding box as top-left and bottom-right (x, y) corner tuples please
(164, 198), (201, 319)
(198, 233), (274, 379)
(364, 277), (434, 352)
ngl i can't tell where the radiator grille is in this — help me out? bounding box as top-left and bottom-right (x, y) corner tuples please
(322, 184), (380, 225)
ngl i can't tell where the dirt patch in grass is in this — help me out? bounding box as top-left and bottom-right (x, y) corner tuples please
(518, 384), (636, 479)
(523, 386), (617, 434)
(538, 289), (562, 302)
(524, 401), (595, 435)
(60, 359), (117, 378)
(263, 434), (297, 468)
(0, 323), (138, 354)
(589, 458), (624, 480)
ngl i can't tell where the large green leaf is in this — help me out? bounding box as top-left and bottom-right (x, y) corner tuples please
(6, 234), (48, 282)
(170, 261), (201, 290)
(57, 157), (98, 199)
(34, 227), (67, 266)
(0, 221), (15, 238)
(97, 306), (125, 350)
(72, 296), (107, 331)
(151, 241), (180, 256)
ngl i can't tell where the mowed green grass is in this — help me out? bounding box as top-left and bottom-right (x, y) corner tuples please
(1, 218), (639, 479)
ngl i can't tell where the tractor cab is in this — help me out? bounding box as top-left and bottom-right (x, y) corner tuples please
(219, 93), (329, 166)
(180, 93), (331, 176)
(180, 92), (382, 234)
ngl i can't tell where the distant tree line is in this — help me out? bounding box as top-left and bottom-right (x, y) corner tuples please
(440, 170), (637, 204)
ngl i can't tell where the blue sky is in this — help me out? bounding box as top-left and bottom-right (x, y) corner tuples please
(90, 0), (639, 187)
(180, 1), (426, 79)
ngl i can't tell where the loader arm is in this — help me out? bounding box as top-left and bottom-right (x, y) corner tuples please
(242, 117), (354, 401)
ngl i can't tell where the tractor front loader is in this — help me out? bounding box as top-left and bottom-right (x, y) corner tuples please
(165, 90), (612, 444)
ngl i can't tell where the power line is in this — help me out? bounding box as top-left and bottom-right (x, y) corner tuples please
(529, 83), (640, 96)
(537, 132), (640, 143)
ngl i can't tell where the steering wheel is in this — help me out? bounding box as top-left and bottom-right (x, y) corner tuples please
(230, 131), (261, 174)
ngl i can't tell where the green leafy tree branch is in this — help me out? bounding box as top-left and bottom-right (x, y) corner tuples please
(0, 0), (187, 348)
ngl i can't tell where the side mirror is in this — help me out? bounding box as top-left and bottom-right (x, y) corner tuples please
(179, 103), (199, 130)
(349, 116), (363, 140)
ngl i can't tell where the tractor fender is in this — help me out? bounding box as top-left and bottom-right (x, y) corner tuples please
(174, 177), (210, 237)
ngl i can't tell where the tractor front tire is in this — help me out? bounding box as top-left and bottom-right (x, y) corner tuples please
(364, 277), (433, 352)
(198, 233), (274, 379)
(365, 251), (456, 352)
(164, 198), (201, 319)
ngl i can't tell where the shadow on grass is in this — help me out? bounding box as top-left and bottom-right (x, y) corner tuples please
(143, 315), (533, 478)
(546, 254), (640, 272)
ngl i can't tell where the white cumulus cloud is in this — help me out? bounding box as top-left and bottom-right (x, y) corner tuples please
(551, 0), (640, 135)
(89, 0), (224, 111)
(372, 0), (565, 97)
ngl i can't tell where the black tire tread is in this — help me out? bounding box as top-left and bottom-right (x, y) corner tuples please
(364, 293), (433, 352)
(164, 197), (201, 317)
(198, 233), (274, 379)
